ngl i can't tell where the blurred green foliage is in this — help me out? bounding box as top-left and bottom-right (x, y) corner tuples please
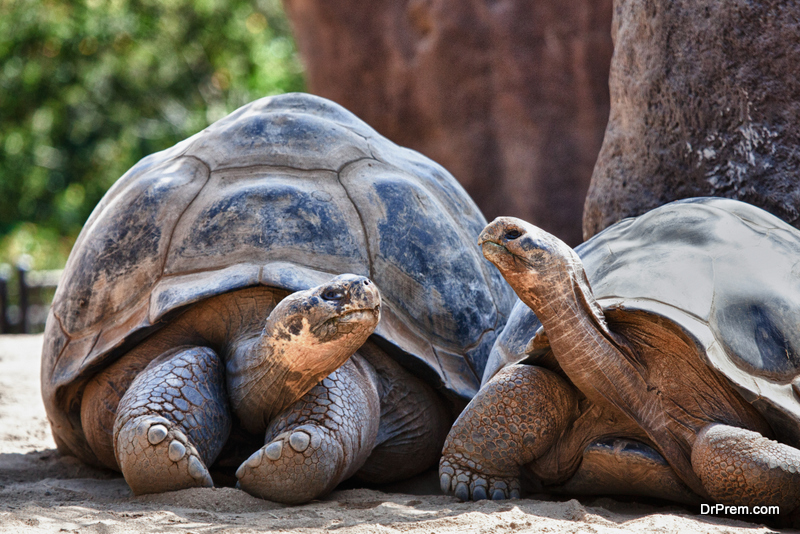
(0, 0), (305, 270)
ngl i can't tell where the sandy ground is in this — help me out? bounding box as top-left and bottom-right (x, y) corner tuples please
(0, 334), (794, 533)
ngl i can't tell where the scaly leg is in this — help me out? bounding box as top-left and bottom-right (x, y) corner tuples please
(439, 364), (578, 500)
(236, 356), (380, 504)
(692, 423), (800, 512)
(113, 346), (231, 494)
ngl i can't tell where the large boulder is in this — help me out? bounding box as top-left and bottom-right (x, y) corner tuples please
(284, 0), (613, 245)
(583, 0), (800, 239)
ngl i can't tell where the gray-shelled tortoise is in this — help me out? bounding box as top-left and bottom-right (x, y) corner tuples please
(41, 93), (514, 504)
(440, 197), (800, 515)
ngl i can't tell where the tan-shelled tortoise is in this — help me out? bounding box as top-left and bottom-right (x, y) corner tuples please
(41, 93), (514, 504)
(441, 197), (800, 517)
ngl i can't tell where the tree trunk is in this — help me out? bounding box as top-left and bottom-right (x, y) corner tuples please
(283, 0), (613, 246)
(583, 0), (800, 239)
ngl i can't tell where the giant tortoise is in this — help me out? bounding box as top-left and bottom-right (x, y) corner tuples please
(41, 93), (513, 504)
(440, 197), (800, 515)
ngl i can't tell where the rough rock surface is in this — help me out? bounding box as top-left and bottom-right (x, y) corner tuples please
(283, 0), (613, 245)
(584, 0), (800, 239)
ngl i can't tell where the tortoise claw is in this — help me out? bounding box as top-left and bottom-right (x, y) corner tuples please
(439, 457), (521, 501)
(236, 424), (342, 505)
(115, 415), (213, 495)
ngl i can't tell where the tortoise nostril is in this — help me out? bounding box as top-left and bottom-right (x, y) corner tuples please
(363, 280), (370, 286)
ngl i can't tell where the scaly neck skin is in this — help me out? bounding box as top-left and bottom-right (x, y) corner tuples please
(225, 318), (357, 435)
(225, 307), (378, 435)
(515, 261), (646, 418)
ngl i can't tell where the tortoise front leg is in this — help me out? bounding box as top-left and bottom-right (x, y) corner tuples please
(439, 364), (578, 500)
(235, 355), (381, 504)
(113, 346), (231, 494)
(692, 423), (800, 512)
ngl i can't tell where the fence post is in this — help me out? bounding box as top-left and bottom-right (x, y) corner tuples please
(0, 264), (8, 334)
(17, 259), (30, 335)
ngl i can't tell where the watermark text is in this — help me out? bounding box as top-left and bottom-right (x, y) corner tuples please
(700, 503), (780, 516)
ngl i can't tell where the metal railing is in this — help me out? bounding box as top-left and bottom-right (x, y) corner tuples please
(0, 259), (62, 334)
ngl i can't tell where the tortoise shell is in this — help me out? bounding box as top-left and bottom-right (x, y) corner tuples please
(486, 197), (800, 444)
(42, 93), (514, 459)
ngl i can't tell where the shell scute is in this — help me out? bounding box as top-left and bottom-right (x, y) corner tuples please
(183, 108), (372, 172)
(164, 168), (368, 279)
(340, 159), (504, 358)
(53, 156), (210, 337)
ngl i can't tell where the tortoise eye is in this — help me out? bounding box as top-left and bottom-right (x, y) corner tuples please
(505, 229), (522, 240)
(322, 288), (345, 302)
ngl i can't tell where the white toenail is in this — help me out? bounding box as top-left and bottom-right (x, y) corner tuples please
(289, 431), (311, 452)
(265, 441), (283, 460)
(188, 456), (205, 479)
(244, 450), (263, 469)
(147, 425), (168, 445)
(308, 430), (322, 449)
(168, 440), (186, 462)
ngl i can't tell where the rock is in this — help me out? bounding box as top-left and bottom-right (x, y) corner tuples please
(284, 0), (613, 245)
(583, 0), (800, 239)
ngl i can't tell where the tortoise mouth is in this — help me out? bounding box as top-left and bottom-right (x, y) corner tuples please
(311, 306), (381, 342)
(335, 306), (380, 322)
(482, 240), (528, 267)
(481, 239), (508, 256)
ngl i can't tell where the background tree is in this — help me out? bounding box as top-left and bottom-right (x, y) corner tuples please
(0, 0), (304, 269)
(583, 0), (800, 239)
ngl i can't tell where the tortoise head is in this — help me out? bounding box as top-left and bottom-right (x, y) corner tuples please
(478, 217), (583, 306)
(266, 274), (382, 349)
(479, 217), (608, 337)
(227, 274), (381, 433)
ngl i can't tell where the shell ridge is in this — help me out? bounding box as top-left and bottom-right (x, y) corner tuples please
(451, 338), (481, 384)
(598, 297), (709, 327)
(462, 326), (495, 354)
(429, 344), (447, 384)
(330, 120), (372, 143)
(211, 162), (348, 174)
(334, 158), (376, 279)
(78, 329), (102, 373)
(155, 155), (212, 280)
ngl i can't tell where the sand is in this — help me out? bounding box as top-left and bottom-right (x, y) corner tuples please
(0, 334), (791, 533)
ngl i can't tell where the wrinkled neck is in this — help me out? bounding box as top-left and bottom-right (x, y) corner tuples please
(520, 265), (625, 406)
(224, 333), (285, 434)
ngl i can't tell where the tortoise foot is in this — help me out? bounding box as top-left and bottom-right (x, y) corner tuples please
(236, 424), (343, 504)
(438, 364), (577, 501)
(439, 457), (521, 500)
(116, 415), (213, 495)
(236, 359), (380, 504)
